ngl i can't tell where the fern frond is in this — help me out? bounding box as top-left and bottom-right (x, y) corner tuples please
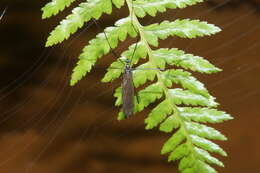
(163, 69), (210, 97)
(184, 122), (227, 140)
(190, 135), (227, 156)
(178, 107), (233, 123)
(143, 19), (221, 46)
(41, 0), (77, 19)
(161, 129), (185, 153)
(133, 0), (204, 18)
(45, 0), (125, 47)
(42, 0), (233, 172)
(145, 99), (173, 129)
(194, 147), (224, 167)
(153, 48), (222, 73)
(169, 88), (218, 107)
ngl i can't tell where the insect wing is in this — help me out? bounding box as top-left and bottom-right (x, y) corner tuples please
(122, 67), (135, 117)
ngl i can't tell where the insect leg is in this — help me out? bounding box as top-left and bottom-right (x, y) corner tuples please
(134, 87), (140, 105)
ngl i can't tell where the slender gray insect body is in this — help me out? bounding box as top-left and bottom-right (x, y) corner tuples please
(121, 60), (163, 118)
(122, 59), (135, 117)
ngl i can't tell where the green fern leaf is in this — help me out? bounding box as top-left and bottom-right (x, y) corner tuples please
(194, 147), (224, 167)
(133, 62), (157, 87)
(143, 29), (159, 47)
(168, 143), (190, 161)
(112, 0), (125, 8)
(134, 0), (204, 18)
(41, 0), (77, 19)
(178, 155), (196, 172)
(113, 86), (123, 106)
(178, 107), (233, 123)
(161, 129), (186, 154)
(169, 89), (218, 107)
(190, 135), (227, 156)
(101, 60), (125, 83)
(163, 69), (210, 97)
(46, 0), (125, 47)
(137, 82), (164, 111)
(144, 99), (173, 129)
(185, 122), (227, 140)
(153, 48), (222, 73)
(143, 19), (221, 45)
(196, 160), (218, 173)
(159, 114), (180, 133)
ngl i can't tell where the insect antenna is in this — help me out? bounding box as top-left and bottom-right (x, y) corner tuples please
(129, 36), (140, 66)
(92, 18), (125, 65)
(129, 0), (140, 66)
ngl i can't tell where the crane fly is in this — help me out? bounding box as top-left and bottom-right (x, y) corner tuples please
(121, 59), (135, 117)
(92, 19), (170, 118)
(92, 19), (143, 118)
(120, 59), (164, 117)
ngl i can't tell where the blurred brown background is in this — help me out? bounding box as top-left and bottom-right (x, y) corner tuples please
(0, 0), (259, 172)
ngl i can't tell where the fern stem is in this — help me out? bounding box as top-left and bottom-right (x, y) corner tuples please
(126, 0), (198, 163)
